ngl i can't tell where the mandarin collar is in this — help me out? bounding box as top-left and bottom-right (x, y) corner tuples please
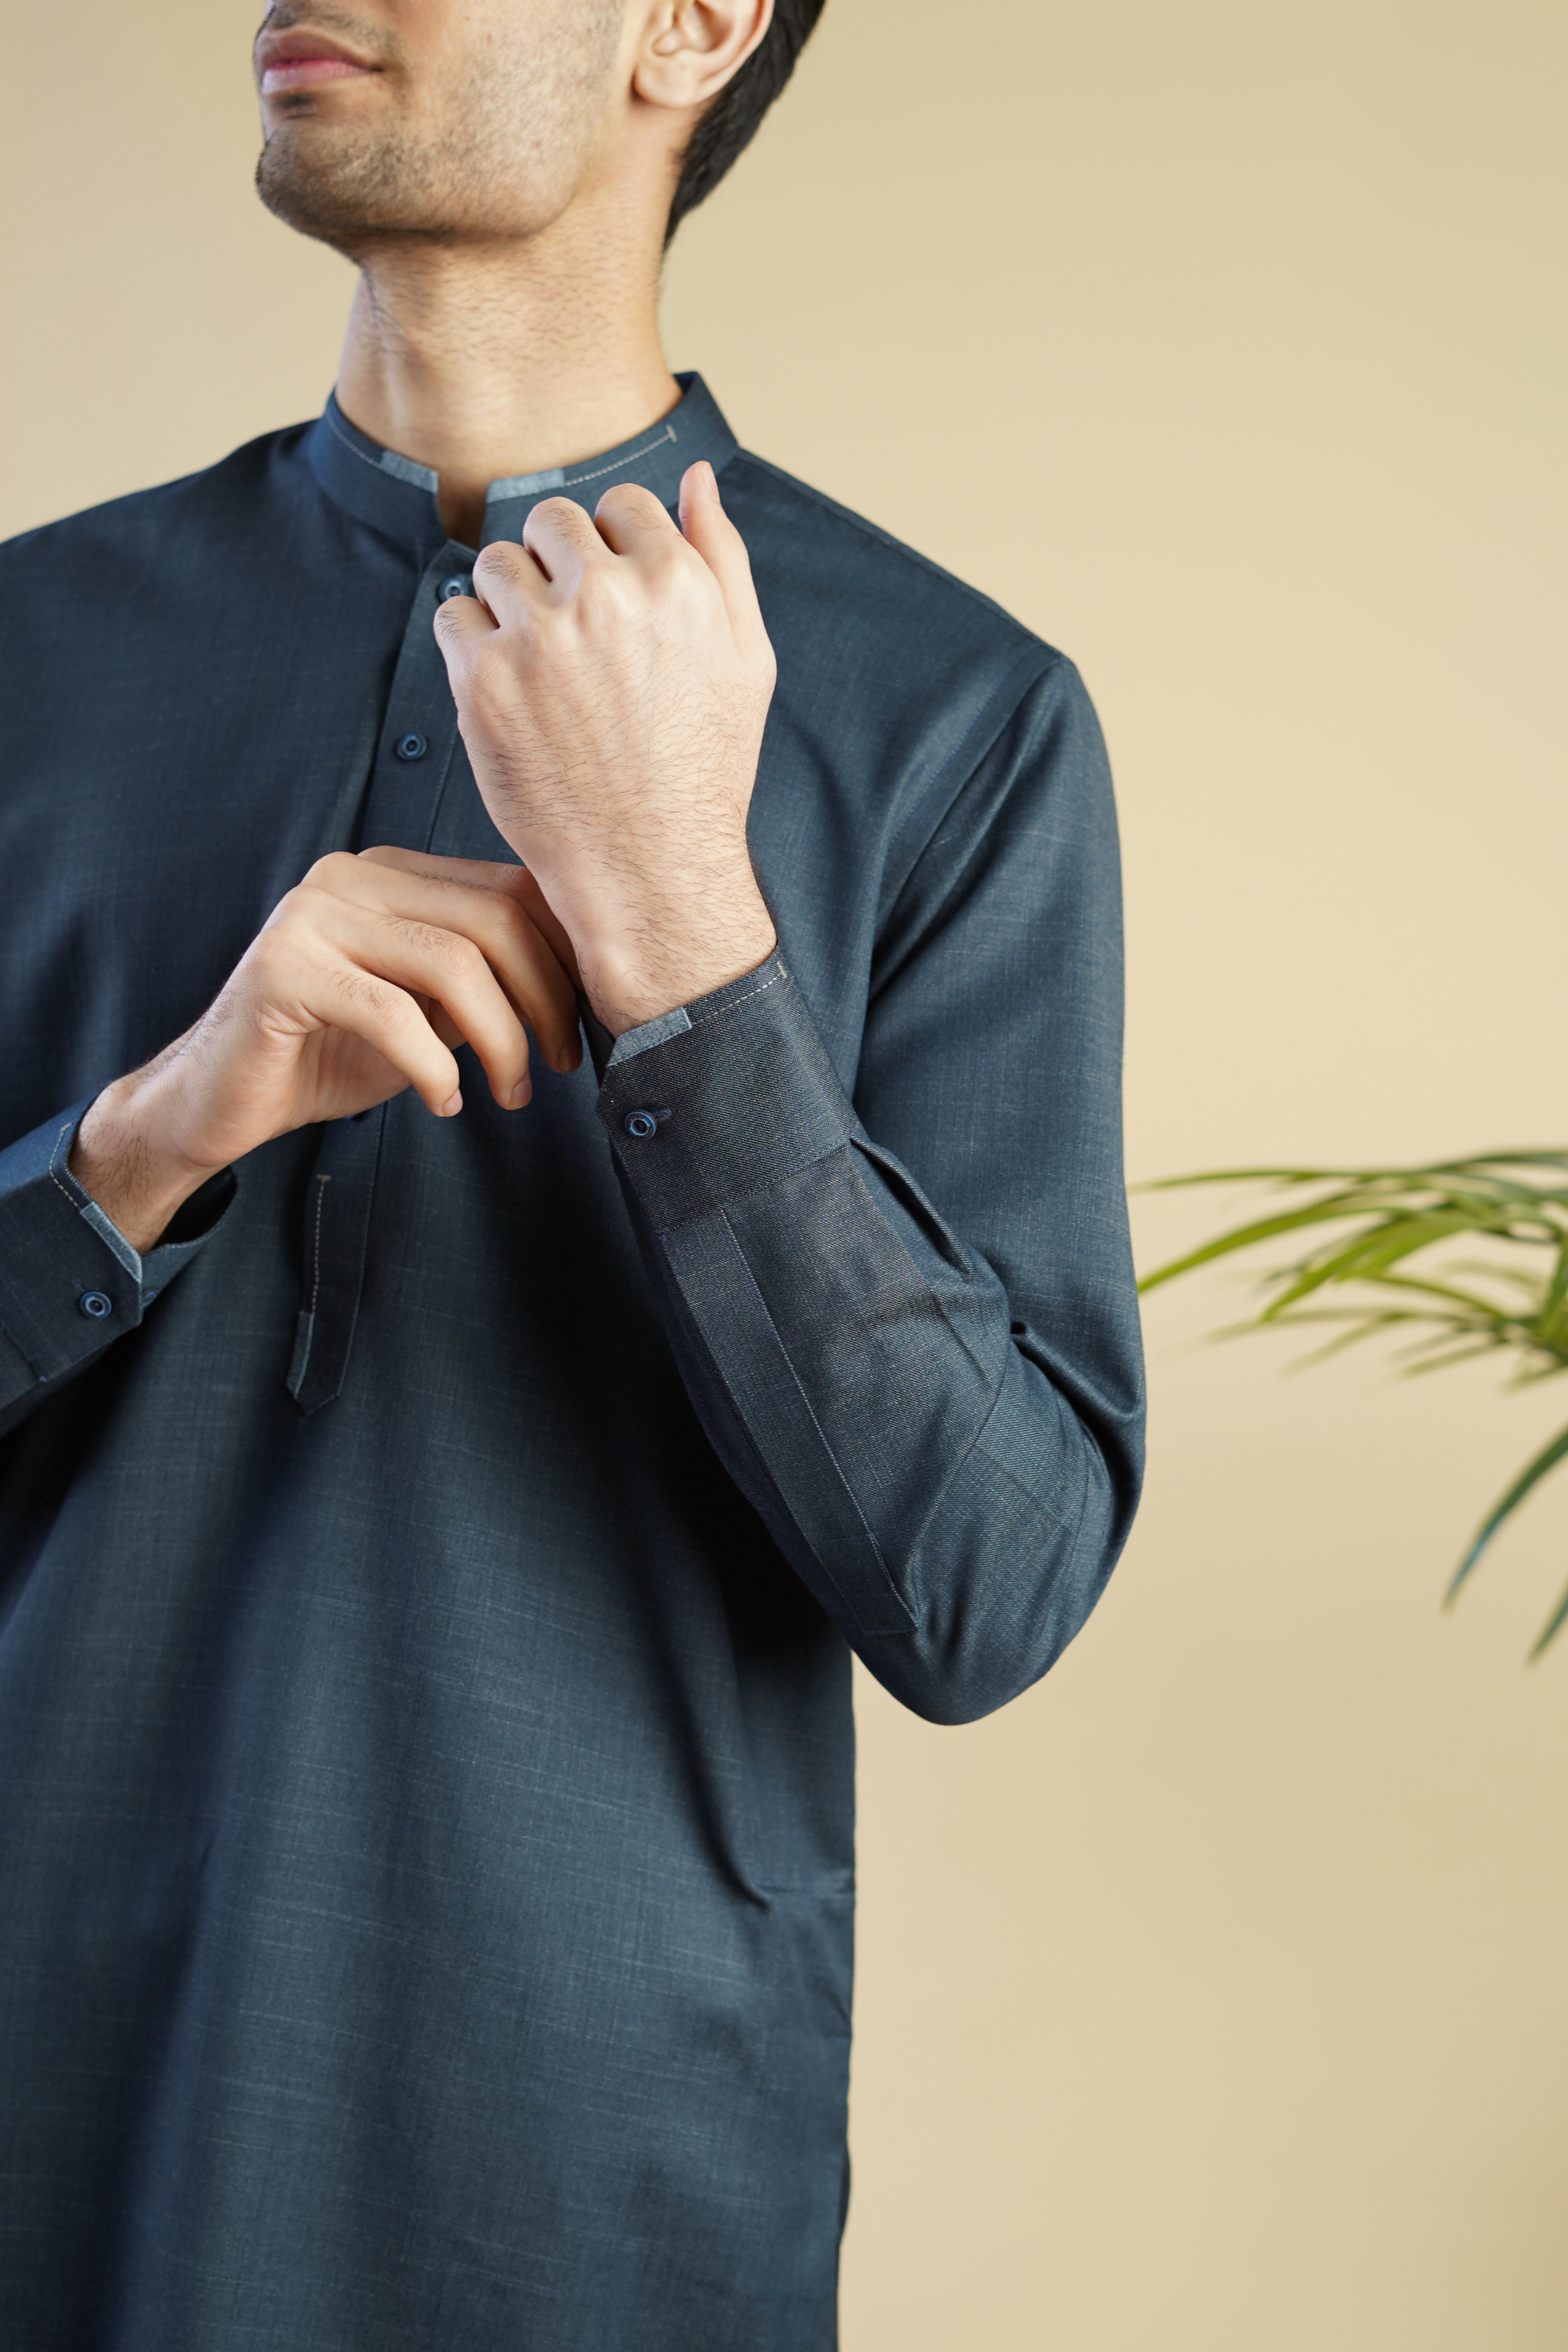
(304, 371), (740, 555)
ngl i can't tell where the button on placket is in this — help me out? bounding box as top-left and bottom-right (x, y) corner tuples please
(365, 550), (472, 845)
(623, 1109), (674, 1141)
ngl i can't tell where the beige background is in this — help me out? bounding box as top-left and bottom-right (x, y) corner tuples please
(5, 2), (1567, 2344)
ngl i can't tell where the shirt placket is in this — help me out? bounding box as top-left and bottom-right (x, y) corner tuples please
(286, 545), (476, 1415)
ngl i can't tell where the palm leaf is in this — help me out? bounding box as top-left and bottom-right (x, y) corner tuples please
(1138, 1152), (1568, 1655)
(1446, 1420), (1568, 1603)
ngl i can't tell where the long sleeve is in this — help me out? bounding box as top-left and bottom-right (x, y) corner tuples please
(0, 1102), (235, 1438)
(595, 656), (1145, 1726)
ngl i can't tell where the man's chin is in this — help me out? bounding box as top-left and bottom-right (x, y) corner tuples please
(255, 126), (434, 253)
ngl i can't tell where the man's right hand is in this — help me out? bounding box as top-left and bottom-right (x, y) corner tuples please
(69, 846), (583, 1255)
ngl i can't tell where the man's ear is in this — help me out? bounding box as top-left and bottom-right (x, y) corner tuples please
(632, 0), (776, 113)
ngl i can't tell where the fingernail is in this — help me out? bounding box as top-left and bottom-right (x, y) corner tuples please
(441, 1090), (463, 1117)
(508, 1080), (531, 1108)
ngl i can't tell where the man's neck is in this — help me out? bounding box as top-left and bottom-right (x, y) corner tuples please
(334, 199), (681, 548)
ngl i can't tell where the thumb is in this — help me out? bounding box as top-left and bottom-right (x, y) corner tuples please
(678, 462), (771, 661)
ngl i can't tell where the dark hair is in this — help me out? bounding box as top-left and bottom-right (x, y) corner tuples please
(665, 0), (829, 243)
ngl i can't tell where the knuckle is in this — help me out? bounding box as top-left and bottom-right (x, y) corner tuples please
(597, 482), (657, 521)
(491, 904), (537, 972)
(531, 495), (586, 531)
(490, 892), (530, 945)
(258, 896), (313, 959)
(279, 887), (332, 939)
(304, 850), (358, 892)
(474, 541), (521, 589)
(244, 926), (289, 989)
(432, 600), (476, 658)
(343, 969), (405, 1024)
(418, 922), (482, 978)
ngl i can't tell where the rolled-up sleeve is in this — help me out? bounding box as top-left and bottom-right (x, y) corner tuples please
(596, 655), (1145, 1726)
(0, 1102), (235, 1436)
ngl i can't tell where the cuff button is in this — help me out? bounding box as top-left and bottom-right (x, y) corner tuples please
(623, 1110), (660, 1141)
(80, 1291), (113, 1320)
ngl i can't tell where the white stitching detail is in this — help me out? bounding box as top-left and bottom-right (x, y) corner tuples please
(685, 972), (780, 1031)
(306, 1174), (331, 1315)
(560, 424), (678, 490)
(46, 1115), (79, 1205)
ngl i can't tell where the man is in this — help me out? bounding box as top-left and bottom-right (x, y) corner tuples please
(0, 1), (1145, 2344)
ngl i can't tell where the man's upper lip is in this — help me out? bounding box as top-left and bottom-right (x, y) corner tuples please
(256, 26), (378, 74)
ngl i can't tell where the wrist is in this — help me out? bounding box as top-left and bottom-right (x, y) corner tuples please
(540, 848), (775, 1035)
(70, 1064), (226, 1258)
(583, 909), (778, 1037)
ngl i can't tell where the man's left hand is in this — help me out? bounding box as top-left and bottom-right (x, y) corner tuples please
(434, 459), (778, 1037)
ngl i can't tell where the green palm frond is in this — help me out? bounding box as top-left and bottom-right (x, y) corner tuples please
(1138, 1152), (1568, 1655)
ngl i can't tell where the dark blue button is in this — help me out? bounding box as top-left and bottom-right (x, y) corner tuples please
(80, 1290), (113, 1320)
(438, 575), (472, 603)
(394, 730), (429, 763)
(623, 1110), (660, 1141)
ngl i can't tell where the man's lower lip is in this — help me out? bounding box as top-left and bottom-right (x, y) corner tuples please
(261, 58), (375, 95)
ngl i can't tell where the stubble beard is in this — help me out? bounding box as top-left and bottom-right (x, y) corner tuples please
(255, 3), (625, 260)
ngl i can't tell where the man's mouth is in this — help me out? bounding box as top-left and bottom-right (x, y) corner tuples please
(256, 27), (380, 97)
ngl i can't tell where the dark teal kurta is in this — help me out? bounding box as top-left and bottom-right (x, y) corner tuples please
(0, 377), (1144, 2350)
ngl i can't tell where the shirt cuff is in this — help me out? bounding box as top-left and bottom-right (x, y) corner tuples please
(604, 1002), (695, 1067)
(60, 1147), (237, 1307)
(594, 952), (858, 1231)
(0, 1100), (235, 1381)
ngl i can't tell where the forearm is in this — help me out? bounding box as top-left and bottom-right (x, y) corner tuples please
(593, 955), (1142, 1723)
